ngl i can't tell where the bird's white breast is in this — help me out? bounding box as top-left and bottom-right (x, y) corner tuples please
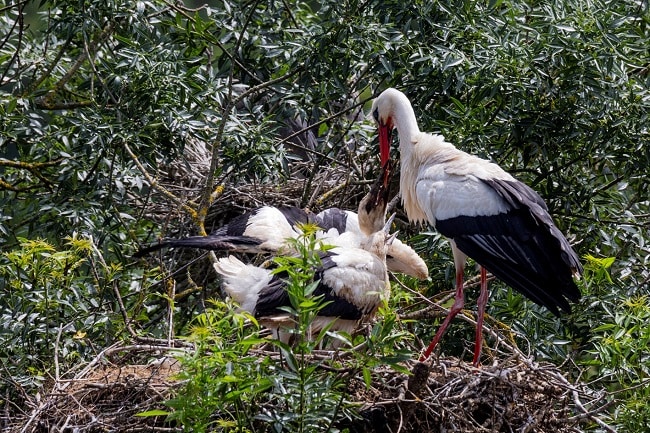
(322, 248), (389, 311)
(400, 133), (515, 224)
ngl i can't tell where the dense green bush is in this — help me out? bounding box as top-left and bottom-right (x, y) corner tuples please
(1, 0), (648, 430)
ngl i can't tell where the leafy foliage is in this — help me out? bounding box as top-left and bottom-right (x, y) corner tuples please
(0, 234), (160, 408)
(1, 0), (648, 430)
(164, 230), (363, 432)
(163, 301), (272, 432)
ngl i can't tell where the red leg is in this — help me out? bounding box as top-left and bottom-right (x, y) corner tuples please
(420, 266), (465, 361)
(472, 266), (488, 366)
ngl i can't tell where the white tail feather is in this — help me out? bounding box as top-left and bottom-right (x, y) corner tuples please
(213, 255), (272, 313)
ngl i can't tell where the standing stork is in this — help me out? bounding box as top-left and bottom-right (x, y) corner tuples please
(371, 87), (582, 365)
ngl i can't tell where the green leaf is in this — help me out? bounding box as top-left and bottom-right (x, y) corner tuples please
(362, 367), (372, 389)
(135, 409), (170, 417)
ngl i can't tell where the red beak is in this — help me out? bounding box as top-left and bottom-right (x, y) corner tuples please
(378, 119), (392, 168)
(381, 159), (392, 189)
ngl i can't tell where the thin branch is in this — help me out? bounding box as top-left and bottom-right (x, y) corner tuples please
(37, 20), (115, 109)
(0, 0), (26, 85)
(570, 390), (617, 432)
(53, 325), (63, 391)
(197, 66), (302, 230)
(0, 178), (43, 192)
(113, 278), (138, 338)
(0, 157), (64, 169)
(121, 139), (198, 220)
(274, 96), (371, 162)
(24, 35), (73, 96)
(166, 278), (175, 344)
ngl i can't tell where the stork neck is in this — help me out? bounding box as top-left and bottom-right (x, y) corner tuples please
(392, 93), (420, 144)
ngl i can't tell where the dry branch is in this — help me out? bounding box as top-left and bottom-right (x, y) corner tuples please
(8, 333), (615, 433)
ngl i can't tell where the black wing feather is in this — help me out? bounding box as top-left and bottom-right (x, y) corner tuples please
(484, 178), (582, 274)
(278, 206), (318, 228)
(253, 252), (363, 320)
(436, 178), (581, 316)
(315, 208), (350, 233)
(133, 235), (263, 257)
(254, 273), (291, 317)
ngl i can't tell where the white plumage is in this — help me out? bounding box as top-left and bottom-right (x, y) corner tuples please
(214, 221), (395, 345)
(372, 87), (582, 365)
(228, 206), (307, 253)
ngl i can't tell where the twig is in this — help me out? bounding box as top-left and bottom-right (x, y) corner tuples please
(53, 325), (62, 392)
(315, 179), (352, 206)
(102, 344), (188, 358)
(167, 279), (175, 344)
(571, 389), (617, 432)
(113, 279), (138, 338)
(122, 139), (198, 220)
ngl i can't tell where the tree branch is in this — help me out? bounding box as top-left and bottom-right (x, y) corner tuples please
(121, 139), (198, 221)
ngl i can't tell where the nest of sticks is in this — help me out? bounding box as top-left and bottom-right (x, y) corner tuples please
(11, 343), (184, 433)
(346, 358), (604, 433)
(10, 336), (614, 433)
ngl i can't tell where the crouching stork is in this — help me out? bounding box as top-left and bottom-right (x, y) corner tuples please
(214, 215), (397, 344)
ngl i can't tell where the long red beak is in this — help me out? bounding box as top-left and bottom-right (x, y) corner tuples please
(378, 120), (392, 168)
(381, 158), (392, 189)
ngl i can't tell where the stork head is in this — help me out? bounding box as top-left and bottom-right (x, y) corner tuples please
(371, 88), (419, 168)
(360, 212), (398, 261)
(371, 95), (394, 168)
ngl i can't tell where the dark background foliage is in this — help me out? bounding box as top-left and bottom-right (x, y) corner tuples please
(1, 0), (648, 430)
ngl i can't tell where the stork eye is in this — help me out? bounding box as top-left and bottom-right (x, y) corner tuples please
(372, 108), (379, 123)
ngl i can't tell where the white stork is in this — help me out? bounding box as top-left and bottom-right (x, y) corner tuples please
(135, 164), (428, 280)
(371, 87), (582, 365)
(214, 215), (396, 345)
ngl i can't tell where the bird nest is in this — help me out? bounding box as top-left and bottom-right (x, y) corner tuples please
(10, 339), (613, 433)
(11, 343), (184, 433)
(346, 358), (601, 433)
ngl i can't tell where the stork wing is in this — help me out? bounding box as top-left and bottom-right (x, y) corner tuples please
(417, 175), (581, 315)
(135, 206), (317, 258)
(482, 178), (582, 274)
(254, 252), (365, 321)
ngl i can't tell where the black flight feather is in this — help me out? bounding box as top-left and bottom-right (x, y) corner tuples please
(435, 178), (581, 316)
(133, 235), (263, 258)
